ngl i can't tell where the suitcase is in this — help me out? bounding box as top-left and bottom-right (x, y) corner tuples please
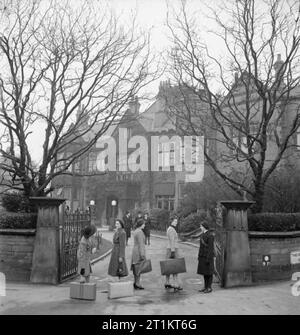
(133, 259), (152, 276)
(108, 281), (134, 299)
(70, 282), (97, 300)
(160, 258), (187, 275)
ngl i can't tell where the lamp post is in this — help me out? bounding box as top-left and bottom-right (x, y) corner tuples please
(89, 200), (96, 225)
(109, 200), (117, 231)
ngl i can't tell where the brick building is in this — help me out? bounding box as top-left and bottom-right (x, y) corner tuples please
(52, 82), (206, 225)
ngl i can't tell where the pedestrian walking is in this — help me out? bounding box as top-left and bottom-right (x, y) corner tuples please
(108, 219), (128, 278)
(123, 211), (133, 246)
(197, 222), (216, 293)
(143, 212), (151, 245)
(131, 218), (146, 290)
(77, 224), (97, 283)
(165, 215), (183, 290)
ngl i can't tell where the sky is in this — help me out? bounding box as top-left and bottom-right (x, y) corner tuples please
(1, 0), (294, 163)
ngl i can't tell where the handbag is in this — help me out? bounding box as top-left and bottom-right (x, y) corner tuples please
(134, 259), (152, 275)
(117, 261), (127, 278)
(160, 257), (187, 276)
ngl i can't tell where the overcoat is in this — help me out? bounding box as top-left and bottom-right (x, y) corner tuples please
(142, 217), (151, 238)
(123, 215), (132, 239)
(166, 225), (179, 258)
(131, 228), (146, 268)
(197, 230), (215, 275)
(108, 228), (128, 277)
(77, 236), (95, 276)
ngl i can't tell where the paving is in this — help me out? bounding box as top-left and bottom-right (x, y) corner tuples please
(0, 229), (299, 315)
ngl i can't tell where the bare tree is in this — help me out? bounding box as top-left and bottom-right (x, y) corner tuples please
(166, 0), (300, 212)
(0, 0), (160, 197)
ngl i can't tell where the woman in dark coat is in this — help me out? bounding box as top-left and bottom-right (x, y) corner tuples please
(197, 222), (215, 293)
(108, 219), (128, 278)
(142, 213), (151, 245)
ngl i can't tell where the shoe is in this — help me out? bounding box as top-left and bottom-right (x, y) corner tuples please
(164, 284), (172, 289)
(198, 288), (206, 292)
(203, 288), (212, 293)
(133, 283), (144, 290)
(173, 286), (183, 291)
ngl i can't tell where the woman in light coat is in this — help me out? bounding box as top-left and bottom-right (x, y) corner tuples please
(165, 216), (182, 290)
(108, 219), (128, 278)
(77, 224), (97, 283)
(131, 218), (146, 289)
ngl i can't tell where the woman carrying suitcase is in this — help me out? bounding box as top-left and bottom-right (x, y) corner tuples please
(77, 224), (97, 283)
(108, 219), (128, 279)
(131, 218), (146, 289)
(165, 215), (183, 291)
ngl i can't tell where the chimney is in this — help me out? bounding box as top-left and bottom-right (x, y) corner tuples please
(128, 96), (140, 115)
(274, 53), (284, 79)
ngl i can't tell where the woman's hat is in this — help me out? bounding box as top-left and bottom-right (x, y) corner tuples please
(83, 224), (97, 238)
(135, 218), (144, 228)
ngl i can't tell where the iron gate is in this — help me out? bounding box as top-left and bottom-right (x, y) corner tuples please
(59, 212), (91, 282)
(214, 203), (226, 287)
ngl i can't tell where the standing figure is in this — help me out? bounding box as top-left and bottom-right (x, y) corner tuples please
(131, 219), (146, 290)
(165, 215), (182, 290)
(142, 213), (151, 246)
(123, 211), (133, 246)
(134, 211), (143, 230)
(108, 219), (128, 278)
(77, 224), (97, 283)
(197, 222), (215, 293)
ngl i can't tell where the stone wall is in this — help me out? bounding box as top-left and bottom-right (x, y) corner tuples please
(249, 231), (300, 282)
(0, 229), (36, 282)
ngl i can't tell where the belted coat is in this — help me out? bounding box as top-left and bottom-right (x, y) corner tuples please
(108, 228), (128, 277)
(197, 230), (215, 275)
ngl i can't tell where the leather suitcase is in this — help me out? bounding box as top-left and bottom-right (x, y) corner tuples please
(160, 258), (187, 275)
(70, 282), (97, 300)
(108, 281), (134, 299)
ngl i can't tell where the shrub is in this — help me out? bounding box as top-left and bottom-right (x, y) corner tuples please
(179, 211), (209, 234)
(0, 212), (37, 229)
(1, 192), (36, 213)
(248, 213), (300, 232)
(149, 208), (170, 231)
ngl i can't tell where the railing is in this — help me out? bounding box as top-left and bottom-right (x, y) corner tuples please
(59, 213), (91, 282)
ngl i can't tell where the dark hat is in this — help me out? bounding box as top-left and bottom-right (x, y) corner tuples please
(135, 218), (144, 228)
(83, 224), (97, 238)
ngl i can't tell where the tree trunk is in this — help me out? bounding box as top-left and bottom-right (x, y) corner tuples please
(252, 184), (265, 213)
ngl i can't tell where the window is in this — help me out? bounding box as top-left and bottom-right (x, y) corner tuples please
(156, 195), (175, 211)
(73, 160), (80, 173)
(88, 152), (97, 172)
(158, 142), (175, 170)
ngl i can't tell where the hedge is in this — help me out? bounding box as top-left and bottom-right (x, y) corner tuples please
(179, 211), (211, 234)
(1, 193), (37, 213)
(248, 213), (300, 232)
(0, 212), (37, 229)
(149, 208), (170, 231)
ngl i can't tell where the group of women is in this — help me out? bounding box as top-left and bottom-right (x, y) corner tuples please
(107, 215), (216, 293)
